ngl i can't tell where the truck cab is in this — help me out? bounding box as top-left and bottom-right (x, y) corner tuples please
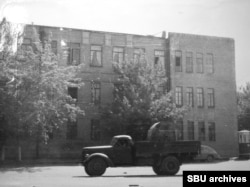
(82, 135), (134, 166)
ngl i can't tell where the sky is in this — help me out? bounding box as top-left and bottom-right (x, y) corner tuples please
(0, 0), (249, 87)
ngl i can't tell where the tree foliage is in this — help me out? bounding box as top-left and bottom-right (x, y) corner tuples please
(101, 52), (187, 137)
(238, 82), (250, 130)
(0, 18), (84, 144)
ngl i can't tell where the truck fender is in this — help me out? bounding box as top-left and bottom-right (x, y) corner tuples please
(84, 153), (114, 167)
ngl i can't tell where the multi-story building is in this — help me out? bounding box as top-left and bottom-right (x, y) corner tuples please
(19, 25), (238, 158)
(168, 33), (238, 157)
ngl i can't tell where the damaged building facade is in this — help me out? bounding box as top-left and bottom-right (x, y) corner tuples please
(16, 25), (239, 158)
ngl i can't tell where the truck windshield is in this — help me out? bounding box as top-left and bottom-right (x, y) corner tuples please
(110, 138), (118, 146)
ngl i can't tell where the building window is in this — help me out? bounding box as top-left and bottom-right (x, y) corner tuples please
(66, 121), (77, 139)
(91, 82), (101, 105)
(113, 47), (124, 63)
(21, 38), (32, 50)
(187, 121), (195, 140)
(51, 40), (57, 55)
(196, 53), (203, 73)
(154, 50), (165, 68)
(206, 53), (214, 73)
(176, 120), (184, 140)
(134, 48), (145, 62)
(207, 88), (215, 108)
(91, 119), (101, 141)
(186, 87), (194, 107)
(175, 86), (183, 107)
(186, 52), (193, 73)
(198, 121), (205, 141)
(175, 51), (182, 72)
(67, 43), (80, 65)
(197, 88), (204, 108)
(208, 122), (216, 141)
(68, 87), (78, 101)
(90, 45), (102, 67)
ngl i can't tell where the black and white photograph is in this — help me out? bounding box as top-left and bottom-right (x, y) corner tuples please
(0, 0), (250, 186)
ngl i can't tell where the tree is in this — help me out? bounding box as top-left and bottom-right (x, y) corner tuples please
(0, 18), (84, 158)
(238, 82), (250, 130)
(101, 52), (187, 140)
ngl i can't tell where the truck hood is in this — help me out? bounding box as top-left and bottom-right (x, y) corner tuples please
(83, 145), (112, 150)
(82, 145), (113, 156)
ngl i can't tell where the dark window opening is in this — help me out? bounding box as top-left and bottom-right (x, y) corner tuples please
(198, 121), (205, 141)
(68, 87), (78, 101)
(91, 119), (101, 141)
(91, 82), (101, 105)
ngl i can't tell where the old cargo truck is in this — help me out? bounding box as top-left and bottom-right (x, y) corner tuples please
(81, 122), (201, 176)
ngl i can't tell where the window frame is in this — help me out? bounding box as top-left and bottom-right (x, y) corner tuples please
(208, 122), (216, 141)
(198, 121), (206, 141)
(186, 51), (193, 73)
(175, 50), (182, 72)
(186, 87), (194, 107)
(133, 48), (145, 62)
(176, 120), (184, 140)
(175, 86), (183, 107)
(67, 42), (81, 66)
(154, 50), (165, 68)
(91, 82), (101, 105)
(206, 53), (214, 74)
(207, 88), (215, 108)
(196, 52), (204, 73)
(90, 45), (103, 67)
(197, 87), (204, 108)
(113, 47), (124, 63)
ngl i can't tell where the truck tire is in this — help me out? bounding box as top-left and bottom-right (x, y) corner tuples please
(161, 156), (180, 175)
(152, 163), (165, 175)
(85, 157), (107, 176)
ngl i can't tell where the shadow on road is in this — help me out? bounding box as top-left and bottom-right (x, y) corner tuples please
(73, 174), (183, 178)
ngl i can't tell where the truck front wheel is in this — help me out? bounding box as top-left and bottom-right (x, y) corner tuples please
(152, 163), (165, 175)
(161, 156), (180, 175)
(85, 157), (107, 176)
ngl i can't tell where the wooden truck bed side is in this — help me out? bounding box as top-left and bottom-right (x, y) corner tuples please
(135, 140), (201, 157)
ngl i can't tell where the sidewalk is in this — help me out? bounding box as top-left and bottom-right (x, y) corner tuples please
(0, 158), (81, 168)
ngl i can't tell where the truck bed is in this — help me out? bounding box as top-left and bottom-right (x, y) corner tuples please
(135, 140), (201, 157)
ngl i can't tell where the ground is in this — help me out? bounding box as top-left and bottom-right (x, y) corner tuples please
(0, 159), (249, 187)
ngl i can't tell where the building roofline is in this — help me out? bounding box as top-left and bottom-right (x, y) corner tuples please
(25, 23), (166, 40)
(168, 32), (234, 41)
(12, 21), (234, 41)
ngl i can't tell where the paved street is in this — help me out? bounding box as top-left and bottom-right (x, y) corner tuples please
(0, 159), (249, 187)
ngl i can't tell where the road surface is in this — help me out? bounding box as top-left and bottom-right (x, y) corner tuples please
(0, 159), (249, 187)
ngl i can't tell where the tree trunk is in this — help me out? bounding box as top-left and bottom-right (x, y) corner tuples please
(35, 135), (40, 159)
(35, 126), (41, 159)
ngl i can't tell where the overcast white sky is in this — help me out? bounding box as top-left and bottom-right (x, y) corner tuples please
(0, 0), (249, 87)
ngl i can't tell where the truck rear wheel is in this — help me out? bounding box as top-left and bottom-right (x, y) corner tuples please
(85, 157), (107, 176)
(161, 156), (180, 175)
